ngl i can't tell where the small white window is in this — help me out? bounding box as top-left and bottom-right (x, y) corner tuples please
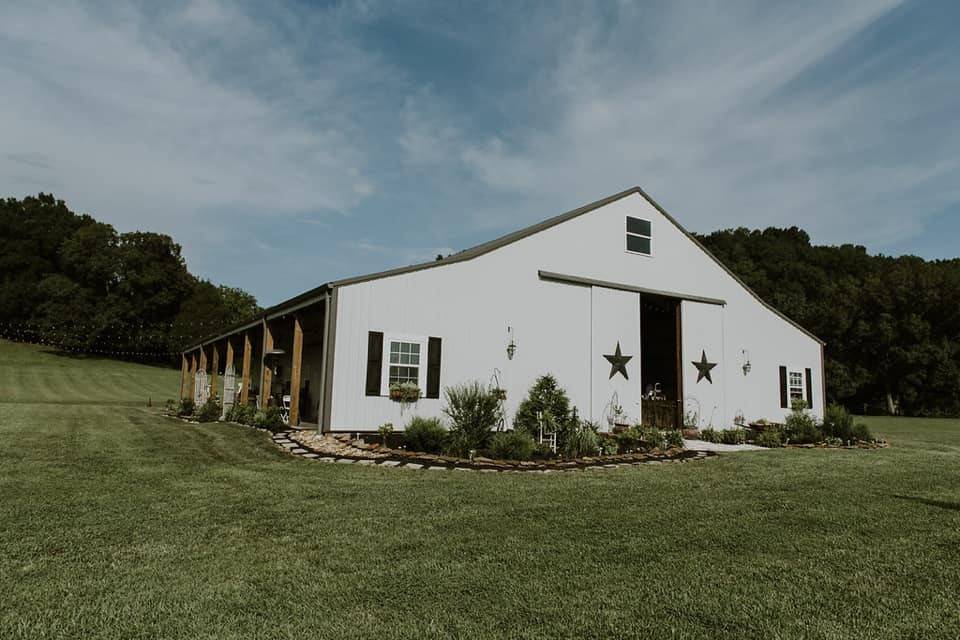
(382, 336), (426, 394)
(626, 216), (651, 255)
(788, 371), (804, 403)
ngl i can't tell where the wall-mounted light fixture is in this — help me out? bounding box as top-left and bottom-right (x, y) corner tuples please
(506, 326), (517, 360)
(741, 349), (752, 376)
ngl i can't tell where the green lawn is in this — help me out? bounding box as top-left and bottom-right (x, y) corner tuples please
(1, 339), (959, 639)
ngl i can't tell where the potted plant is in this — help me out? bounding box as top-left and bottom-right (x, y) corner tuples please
(491, 387), (507, 401)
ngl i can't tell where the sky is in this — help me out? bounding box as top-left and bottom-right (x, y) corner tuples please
(2, 0), (959, 306)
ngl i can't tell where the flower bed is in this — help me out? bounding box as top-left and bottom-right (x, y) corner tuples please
(289, 431), (707, 471)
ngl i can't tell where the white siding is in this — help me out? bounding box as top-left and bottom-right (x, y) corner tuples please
(329, 192), (823, 431)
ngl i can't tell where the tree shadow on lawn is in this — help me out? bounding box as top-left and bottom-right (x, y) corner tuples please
(39, 347), (176, 370)
(893, 495), (960, 512)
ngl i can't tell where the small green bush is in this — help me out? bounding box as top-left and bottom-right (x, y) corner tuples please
(753, 429), (783, 448)
(823, 404), (856, 441)
(640, 427), (667, 451)
(177, 398), (195, 417)
(784, 400), (822, 444)
(226, 403), (256, 426)
(513, 374), (571, 437)
(195, 398), (221, 423)
(562, 420), (600, 458)
(533, 441), (554, 458)
(489, 430), (536, 461)
(615, 428), (641, 453)
(721, 428), (748, 445)
(851, 422), (873, 442)
(700, 428), (722, 443)
(253, 407), (285, 433)
(378, 422), (394, 447)
(663, 429), (684, 449)
(404, 416), (448, 453)
(596, 432), (618, 456)
(443, 382), (502, 456)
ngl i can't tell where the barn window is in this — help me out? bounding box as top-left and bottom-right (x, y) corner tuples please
(788, 370), (805, 404)
(626, 217), (651, 255)
(388, 340), (421, 386)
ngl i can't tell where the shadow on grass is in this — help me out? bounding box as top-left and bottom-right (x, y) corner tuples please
(893, 494), (960, 512)
(40, 347), (176, 370)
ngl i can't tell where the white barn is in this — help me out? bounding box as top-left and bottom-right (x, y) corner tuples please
(181, 187), (825, 433)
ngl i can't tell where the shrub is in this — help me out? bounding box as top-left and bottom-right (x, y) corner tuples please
(823, 404), (855, 440)
(700, 428), (722, 443)
(596, 432), (618, 456)
(753, 429), (783, 448)
(177, 398), (195, 417)
(226, 403), (256, 426)
(404, 416), (448, 453)
(378, 422), (394, 447)
(784, 400), (822, 444)
(562, 420), (600, 458)
(253, 407), (285, 433)
(615, 428), (641, 453)
(663, 429), (684, 450)
(720, 428), (747, 445)
(443, 382), (502, 456)
(195, 398), (221, 423)
(489, 430), (536, 461)
(533, 441), (554, 458)
(640, 427), (667, 451)
(513, 374), (571, 437)
(851, 422), (873, 442)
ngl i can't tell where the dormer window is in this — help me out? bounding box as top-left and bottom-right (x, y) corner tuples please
(626, 217), (651, 255)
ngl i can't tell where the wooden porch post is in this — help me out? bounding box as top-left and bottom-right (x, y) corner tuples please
(289, 315), (304, 426)
(260, 321), (274, 408)
(210, 343), (220, 400)
(188, 351), (197, 401)
(239, 331), (252, 405)
(224, 339), (235, 379)
(675, 300), (684, 429)
(180, 353), (189, 400)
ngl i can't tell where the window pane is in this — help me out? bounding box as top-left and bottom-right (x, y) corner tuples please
(626, 234), (651, 254)
(411, 343), (420, 355)
(626, 217), (651, 237)
(390, 352), (399, 364)
(410, 353), (419, 365)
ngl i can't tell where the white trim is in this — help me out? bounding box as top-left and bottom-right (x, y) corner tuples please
(380, 334), (427, 396)
(787, 369), (805, 405)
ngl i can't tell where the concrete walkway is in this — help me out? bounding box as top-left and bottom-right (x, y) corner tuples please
(683, 439), (767, 452)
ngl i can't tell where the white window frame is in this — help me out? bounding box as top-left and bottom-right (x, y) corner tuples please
(381, 334), (427, 397)
(625, 216), (653, 257)
(788, 370), (805, 405)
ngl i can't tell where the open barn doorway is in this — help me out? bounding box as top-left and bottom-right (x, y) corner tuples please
(640, 294), (682, 429)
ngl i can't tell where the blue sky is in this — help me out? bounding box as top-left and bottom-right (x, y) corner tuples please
(2, 0), (958, 306)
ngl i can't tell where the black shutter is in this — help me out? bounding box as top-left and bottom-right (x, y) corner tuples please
(426, 337), (442, 399)
(805, 368), (813, 408)
(365, 331), (383, 396)
(779, 366), (788, 409)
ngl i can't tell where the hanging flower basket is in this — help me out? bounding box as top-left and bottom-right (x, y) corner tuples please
(492, 387), (507, 401)
(389, 382), (421, 403)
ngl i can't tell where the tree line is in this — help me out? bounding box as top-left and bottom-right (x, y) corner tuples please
(696, 227), (960, 417)
(0, 194), (260, 360)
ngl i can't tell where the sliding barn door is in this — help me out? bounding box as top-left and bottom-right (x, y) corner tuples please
(590, 287), (641, 429)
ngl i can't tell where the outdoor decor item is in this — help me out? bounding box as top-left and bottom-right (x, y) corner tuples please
(692, 350), (717, 384)
(603, 341), (633, 380)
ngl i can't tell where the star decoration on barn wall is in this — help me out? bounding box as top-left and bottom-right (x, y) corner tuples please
(604, 342), (633, 380)
(692, 350), (717, 384)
